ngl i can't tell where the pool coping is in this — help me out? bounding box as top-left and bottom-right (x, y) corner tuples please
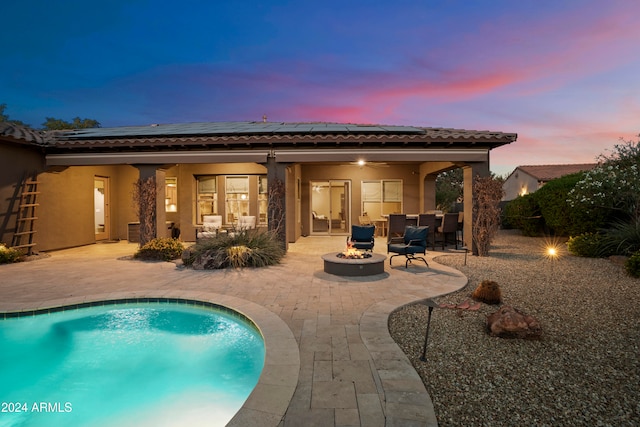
(0, 290), (299, 427)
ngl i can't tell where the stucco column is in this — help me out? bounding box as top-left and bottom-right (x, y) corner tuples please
(266, 155), (289, 251)
(422, 174), (437, 212)
(463, 162), (490, 255)
(134, 165), (167, 244)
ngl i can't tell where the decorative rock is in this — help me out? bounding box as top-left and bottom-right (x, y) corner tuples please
(486, 305), (542, 339)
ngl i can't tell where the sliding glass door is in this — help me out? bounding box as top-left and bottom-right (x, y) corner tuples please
(310, 180), (351, 235)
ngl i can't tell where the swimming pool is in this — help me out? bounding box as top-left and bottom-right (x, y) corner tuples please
(0, 300), (265, 427)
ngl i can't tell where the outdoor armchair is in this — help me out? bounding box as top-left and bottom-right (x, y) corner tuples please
(197, 215), (222, 240)
(348, 225), (375, 251)
(238, 215), (257, 230)
(387, 225), (429, 268)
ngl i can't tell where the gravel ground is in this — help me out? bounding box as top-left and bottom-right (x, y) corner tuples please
(389, 229), (640, 427)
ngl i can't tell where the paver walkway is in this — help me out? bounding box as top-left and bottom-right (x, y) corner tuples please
(0, 236), (467, 426)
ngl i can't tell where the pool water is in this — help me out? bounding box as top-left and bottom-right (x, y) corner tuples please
(0, 303), (265, 427)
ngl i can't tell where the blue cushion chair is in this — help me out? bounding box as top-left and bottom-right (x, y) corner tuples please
(387, 225), (429, 268)
(349, 225), (375, 251)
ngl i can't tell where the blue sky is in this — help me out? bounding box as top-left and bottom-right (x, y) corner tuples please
(1, 0), (638, 175)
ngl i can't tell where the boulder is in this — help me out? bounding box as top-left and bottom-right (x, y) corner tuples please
(486, 305), (542, 339)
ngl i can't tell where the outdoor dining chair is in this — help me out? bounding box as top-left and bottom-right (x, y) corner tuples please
(418, 213), (437, 250)
(386, 214), (407, 242)
(436, 212), (459, 249)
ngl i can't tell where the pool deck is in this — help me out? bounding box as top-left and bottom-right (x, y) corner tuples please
(0, 236), (468, 427)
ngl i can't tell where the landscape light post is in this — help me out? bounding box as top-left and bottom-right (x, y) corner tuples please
(420, 299), (439, 362)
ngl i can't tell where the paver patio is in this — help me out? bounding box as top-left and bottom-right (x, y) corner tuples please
(0, 236), (467, 426)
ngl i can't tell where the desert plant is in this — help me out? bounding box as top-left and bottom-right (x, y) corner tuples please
(566, 233), (604, 257)
(472, 175), (504, 256)
(227, 244), (252, 268)
(183, 229), (285, 269)
(598, 219), (640, 256)
(472, 280), (502, 304)
(624, 251), (640, 278)
(0, 244), (22, 264)
(134, 237), (184, 261)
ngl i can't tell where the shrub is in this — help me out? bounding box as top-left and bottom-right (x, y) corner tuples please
(567, 137), (640, 222)
(472, 176), (504, 256)
(0, 244), (22, 264)
(625, 251), (640, 278)
(566, 233), (604, 257)
(134, 237), (185, 261)
(535, 172), (606, 236)
(504, 195), (543, 236)
(598, 220), (640, 256)
(472, 280), (502, 304)
(183, 229), (285, 269)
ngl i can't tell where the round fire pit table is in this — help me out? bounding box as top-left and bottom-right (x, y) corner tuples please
(321, 252), (386, 276)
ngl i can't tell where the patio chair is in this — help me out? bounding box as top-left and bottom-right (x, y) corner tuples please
(457, 211), (464, 247)
(387, 225), (429, 268)
(386, 214), (407, 242)
(436, 212), (459, 249)
(358, 214), (372, 225)
(348, 225), (375, 251)
(196, 215), (222, 240)
(238, 215), (257, 230)
(418, 213), (437, 250)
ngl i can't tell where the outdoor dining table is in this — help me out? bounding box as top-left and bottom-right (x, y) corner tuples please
(372, 218), (388, 237)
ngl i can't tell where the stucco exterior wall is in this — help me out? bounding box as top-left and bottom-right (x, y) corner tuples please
(37, 165), (138, 251)
(0, 142), (45, 247)
(300, 163), (421, 235)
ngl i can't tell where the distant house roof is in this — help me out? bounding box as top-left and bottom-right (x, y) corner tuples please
(514, 164), (598, 182)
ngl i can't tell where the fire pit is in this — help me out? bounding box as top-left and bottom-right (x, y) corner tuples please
(336, 244), (372, 259)
(322, 242), (386, 276)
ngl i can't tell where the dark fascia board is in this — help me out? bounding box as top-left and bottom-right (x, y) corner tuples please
(46, 147), (490, 166)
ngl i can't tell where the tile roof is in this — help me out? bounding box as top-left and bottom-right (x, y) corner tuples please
(1, 121), (518, 153)
(517, 163), (598, 181)
(47, 121), (517, 152)
(0, 122), (47, 145)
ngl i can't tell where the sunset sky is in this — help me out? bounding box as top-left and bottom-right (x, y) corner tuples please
(1, 0), (638, 175)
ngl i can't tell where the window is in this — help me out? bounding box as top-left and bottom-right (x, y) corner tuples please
(225, 176), (249, 223)
(196, 176), (217, 223)
(258, 175), (268, 225)
(165, 177), (178, 212)
(361, 179), (403, 218)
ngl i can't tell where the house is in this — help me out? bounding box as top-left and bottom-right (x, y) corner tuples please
(503, 163), (597, 201)
(1, 121), (517, 254)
